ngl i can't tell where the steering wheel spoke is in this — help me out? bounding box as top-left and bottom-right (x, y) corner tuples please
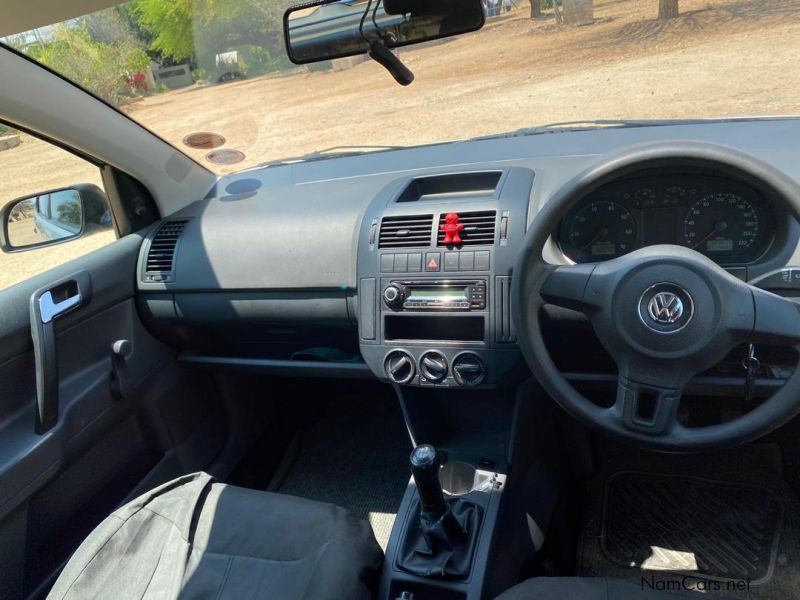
(615, 375), (683, 436)
(540, 263), (597, 311)
(750, 287), (800, 346)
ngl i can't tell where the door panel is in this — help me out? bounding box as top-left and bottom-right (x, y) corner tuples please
(0, 231), (222, 598)
(0, 233), (152, 519)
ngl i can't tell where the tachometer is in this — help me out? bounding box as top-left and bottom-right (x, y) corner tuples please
(565, 201), (637, 262)
(683, 192), (759, 256)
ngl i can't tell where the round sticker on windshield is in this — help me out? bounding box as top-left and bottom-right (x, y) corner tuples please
(183, 132), (226, 150)
(205, 149), (245, 165)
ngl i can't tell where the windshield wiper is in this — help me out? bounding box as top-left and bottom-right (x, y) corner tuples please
(260, 145), (405, 168)
(467, 116), (800, 141)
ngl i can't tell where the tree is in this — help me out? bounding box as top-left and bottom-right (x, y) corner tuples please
(81, 8), (140, 45)
(25, 25), (150, 105)
(116, 3), (160, 61)
(529, 0), (565, 22)
(132, 0), (290, 63)
(659, 0), (679, 19)
(133, 0), (197, 62)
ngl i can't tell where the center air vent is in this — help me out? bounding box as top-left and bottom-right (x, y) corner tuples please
(144, 220), (188, 283)
(437, 211), (496, 247)
(379, 214), (433, 249)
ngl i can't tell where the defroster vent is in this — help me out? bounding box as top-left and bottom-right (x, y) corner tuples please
(379, 214), (434, 249)
(438, 211), (496, 247)
(144, 220), (188, 282)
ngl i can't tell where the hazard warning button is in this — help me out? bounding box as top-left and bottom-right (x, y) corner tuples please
(425, 252), (441, 272)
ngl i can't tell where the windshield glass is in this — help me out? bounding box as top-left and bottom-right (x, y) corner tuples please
(3, 0), (798, 174)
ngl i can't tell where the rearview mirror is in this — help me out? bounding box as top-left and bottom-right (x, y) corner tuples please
(284, 0), (485, 65)
(1, 184), (112, 252)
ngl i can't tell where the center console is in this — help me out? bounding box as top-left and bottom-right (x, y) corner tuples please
(357, 168), (534, 387)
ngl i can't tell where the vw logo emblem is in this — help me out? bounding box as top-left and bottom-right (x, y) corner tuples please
(647, 292), (683, 324)
(638, 283), (694, 333)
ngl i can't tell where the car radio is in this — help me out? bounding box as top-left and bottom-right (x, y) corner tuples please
(382, 279), (486, 311)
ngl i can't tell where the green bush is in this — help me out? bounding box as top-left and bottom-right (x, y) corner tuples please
(26, 25), (150, 106)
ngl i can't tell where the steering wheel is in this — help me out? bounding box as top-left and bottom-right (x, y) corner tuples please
(512, 141), (800, 451)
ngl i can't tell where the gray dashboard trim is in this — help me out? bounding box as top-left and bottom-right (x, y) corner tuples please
(139, 119), (800, 293)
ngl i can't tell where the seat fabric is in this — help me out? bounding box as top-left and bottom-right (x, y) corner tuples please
(495, 577), (727, 600)
(48, 472), (383, 600)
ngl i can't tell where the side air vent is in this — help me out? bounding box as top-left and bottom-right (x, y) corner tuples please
(437, 210), (496, 247)
(144, 220), (188, 282)
(378, 214), (434, 249)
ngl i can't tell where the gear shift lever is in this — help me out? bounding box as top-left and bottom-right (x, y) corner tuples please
(409, 444), (447, 518)
(398, 444), (482, 579)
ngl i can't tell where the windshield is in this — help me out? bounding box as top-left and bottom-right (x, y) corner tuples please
(2, 0), (798, 174)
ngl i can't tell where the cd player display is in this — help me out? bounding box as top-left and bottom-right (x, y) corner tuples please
(382, 280), (486, 311)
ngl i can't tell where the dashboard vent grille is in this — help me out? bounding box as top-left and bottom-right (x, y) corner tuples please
(144, 220), (188, 282)
(438, 211), (496, 247)
(379, 214), (434, 248)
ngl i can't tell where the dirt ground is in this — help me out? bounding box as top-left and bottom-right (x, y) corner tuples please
(2, 0), (800, 289)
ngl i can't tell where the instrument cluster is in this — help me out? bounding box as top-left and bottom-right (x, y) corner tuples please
(557, 176), (774, 265)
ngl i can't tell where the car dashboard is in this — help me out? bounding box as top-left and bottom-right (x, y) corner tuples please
(134, 118), (800, 390)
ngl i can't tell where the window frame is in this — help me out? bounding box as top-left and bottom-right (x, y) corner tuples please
(0, 123), (115, 254)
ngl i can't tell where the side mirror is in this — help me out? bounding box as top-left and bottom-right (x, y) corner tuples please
(284, 0), (485, 65)
(1, 184), (112, 253)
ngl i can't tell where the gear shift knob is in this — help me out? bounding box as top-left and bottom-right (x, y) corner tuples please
(410, 444), (447, 517)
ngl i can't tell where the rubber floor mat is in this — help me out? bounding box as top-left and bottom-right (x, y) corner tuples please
(602, 472), (783, 583)
(578, 445), (800, 600)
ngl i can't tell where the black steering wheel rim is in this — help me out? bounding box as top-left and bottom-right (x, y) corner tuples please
(512, 140), (800, 452)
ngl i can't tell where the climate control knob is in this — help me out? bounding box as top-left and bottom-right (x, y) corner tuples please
(384, 350), (415, 384)
(419, 351), (448, 383)
(452, 353), (486, 387)
(383, 285), (405, 309)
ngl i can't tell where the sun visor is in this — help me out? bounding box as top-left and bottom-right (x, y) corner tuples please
(1, 0), (123, 37)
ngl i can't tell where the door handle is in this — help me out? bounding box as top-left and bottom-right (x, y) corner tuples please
(38, 290), (82, 324)
(30, 273), (92, 434)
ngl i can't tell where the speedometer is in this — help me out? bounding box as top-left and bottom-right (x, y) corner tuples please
(564, 201), (637, 262)
(683, 192), (759, 256)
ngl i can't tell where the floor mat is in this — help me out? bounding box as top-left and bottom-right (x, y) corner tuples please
(269, 391), (411, 550)
(579, 445), (800, 600)
(604, 473), (782, 581)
